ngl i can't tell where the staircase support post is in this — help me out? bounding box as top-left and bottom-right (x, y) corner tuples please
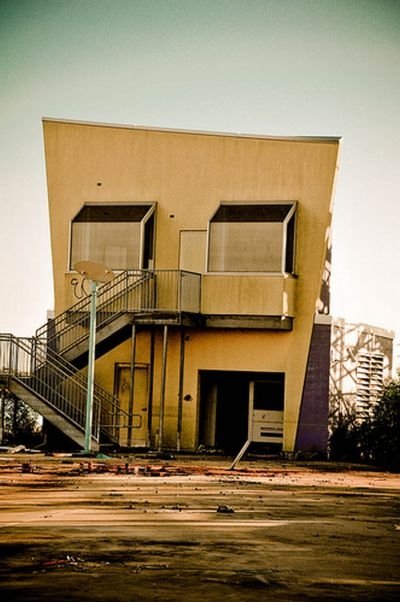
(176, 328), (185, 451)
(146, 330), (155, 448)
(158, 325), (168, 451)
(0, 388), (5, 445)
(127, 323), (137, 447)
(85, 280), (97, 453)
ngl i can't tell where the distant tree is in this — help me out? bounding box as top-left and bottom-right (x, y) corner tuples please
(328, 378), (400, 471)
(0, 390), (42, 447)
(328, 408), (362, 462)
(367, 379), (400, 471)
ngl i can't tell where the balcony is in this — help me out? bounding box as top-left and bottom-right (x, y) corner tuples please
(63, 269), (294, 333)
(201, 273), (296, 329)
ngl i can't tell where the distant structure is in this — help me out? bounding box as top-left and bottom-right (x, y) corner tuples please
(329, 318), (394, 424)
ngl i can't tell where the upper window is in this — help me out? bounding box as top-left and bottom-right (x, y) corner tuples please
(70, 204), (154, 270)
(208, 203), (296, 273)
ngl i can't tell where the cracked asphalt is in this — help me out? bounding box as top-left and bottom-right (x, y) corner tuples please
(0, 454), (399, 601)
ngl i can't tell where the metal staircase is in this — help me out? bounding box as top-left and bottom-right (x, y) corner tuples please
(0, 334), (129, 450)
(0, 269), (201, 450)
(36, 270), (155, 367)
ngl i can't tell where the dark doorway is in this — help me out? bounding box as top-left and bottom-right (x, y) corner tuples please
(214, 376), (249, 453)
(199, 370), (285, 455)
(199, 371), (248, 453)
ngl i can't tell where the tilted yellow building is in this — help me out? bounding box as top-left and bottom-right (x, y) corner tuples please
(0, 118), (340, 456)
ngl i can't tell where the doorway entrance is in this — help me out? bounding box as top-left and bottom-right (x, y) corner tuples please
(198, 371), (285, 455)
(114, 363), (149, 447)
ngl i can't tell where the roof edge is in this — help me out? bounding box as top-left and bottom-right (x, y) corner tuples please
(42, 117), (341, 143)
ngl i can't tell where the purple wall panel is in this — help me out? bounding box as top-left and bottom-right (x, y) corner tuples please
(295, 322), (331, 454)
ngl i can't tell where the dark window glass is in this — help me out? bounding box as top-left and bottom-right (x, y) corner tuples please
(253, 376), (284, 411)
(285, 212), (296, 273)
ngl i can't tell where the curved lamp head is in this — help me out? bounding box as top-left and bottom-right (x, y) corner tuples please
(74, 260), (115, 284)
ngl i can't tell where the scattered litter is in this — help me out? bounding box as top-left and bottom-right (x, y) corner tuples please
(42, 555), (84, 569)
(137, 564), (170, 570)
(161, 504), (188, 511)
(216, 504), (235, 514)
(21, 462), (34, 473)
(49, 453), (73, 458)
(8, 445), (27, 454)
(145, 451), (176, 460)
(197, 444), (224, 455)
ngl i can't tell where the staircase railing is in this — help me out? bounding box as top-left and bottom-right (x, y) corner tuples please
(36, 269), (154, 355)
(0, 334), (130, 444)
(0, 334), (99, 440)
(1, 269), (201, 448)
(35, 269), (201, 357)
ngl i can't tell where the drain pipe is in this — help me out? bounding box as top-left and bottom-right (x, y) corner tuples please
(158, 325), (168, 451)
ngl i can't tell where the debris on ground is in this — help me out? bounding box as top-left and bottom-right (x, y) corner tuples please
(197, 444), (225, 455)
(41, 555), (84, 569)
(21, 461), (34, 473)
(216, 504), (235, 514)
(143, 451), (176, 460)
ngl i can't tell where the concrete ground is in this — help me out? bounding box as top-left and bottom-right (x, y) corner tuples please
(0, 453), (399, 601)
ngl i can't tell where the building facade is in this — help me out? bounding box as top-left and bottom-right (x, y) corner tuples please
(1, 118), (340, 455)
(40, 118), (340, 455)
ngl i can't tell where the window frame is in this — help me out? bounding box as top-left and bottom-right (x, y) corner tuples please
(69, 202), (156, 272)
(206, 201), (297, 275)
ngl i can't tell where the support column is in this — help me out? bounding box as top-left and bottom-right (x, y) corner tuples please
(176, 328), (185, 451)
(127, 323), (137, 448)
(158, 325), (168, 451)
(84, 280), (97, 454)
(146, 330), (155, 448)
(0, 389), (5, 445)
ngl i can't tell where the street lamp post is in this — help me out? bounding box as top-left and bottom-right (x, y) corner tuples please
(75, 261), (115, 454)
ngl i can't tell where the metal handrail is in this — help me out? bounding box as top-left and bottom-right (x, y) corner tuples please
(36, 270), (154, 354)
(0, 334), (99, 439)
(34, 340), (132, 440)
(35, 269), (201, 357)
(1, 269), (202, 448)
(0, 334), (130, 443)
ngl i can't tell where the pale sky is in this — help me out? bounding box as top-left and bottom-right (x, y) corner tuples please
(0, 0), (399, 352)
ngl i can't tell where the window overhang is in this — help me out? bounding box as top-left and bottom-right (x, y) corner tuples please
(73, 203), (155, 223)
(211, 203), (295, 223)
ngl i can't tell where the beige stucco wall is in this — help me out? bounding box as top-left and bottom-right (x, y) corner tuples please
(202, 274), (296, 317)
(43, 119), (339, 452)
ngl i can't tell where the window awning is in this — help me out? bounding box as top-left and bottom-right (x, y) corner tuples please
(73, 204), (154, 223)
(211, 203), (295, 223)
